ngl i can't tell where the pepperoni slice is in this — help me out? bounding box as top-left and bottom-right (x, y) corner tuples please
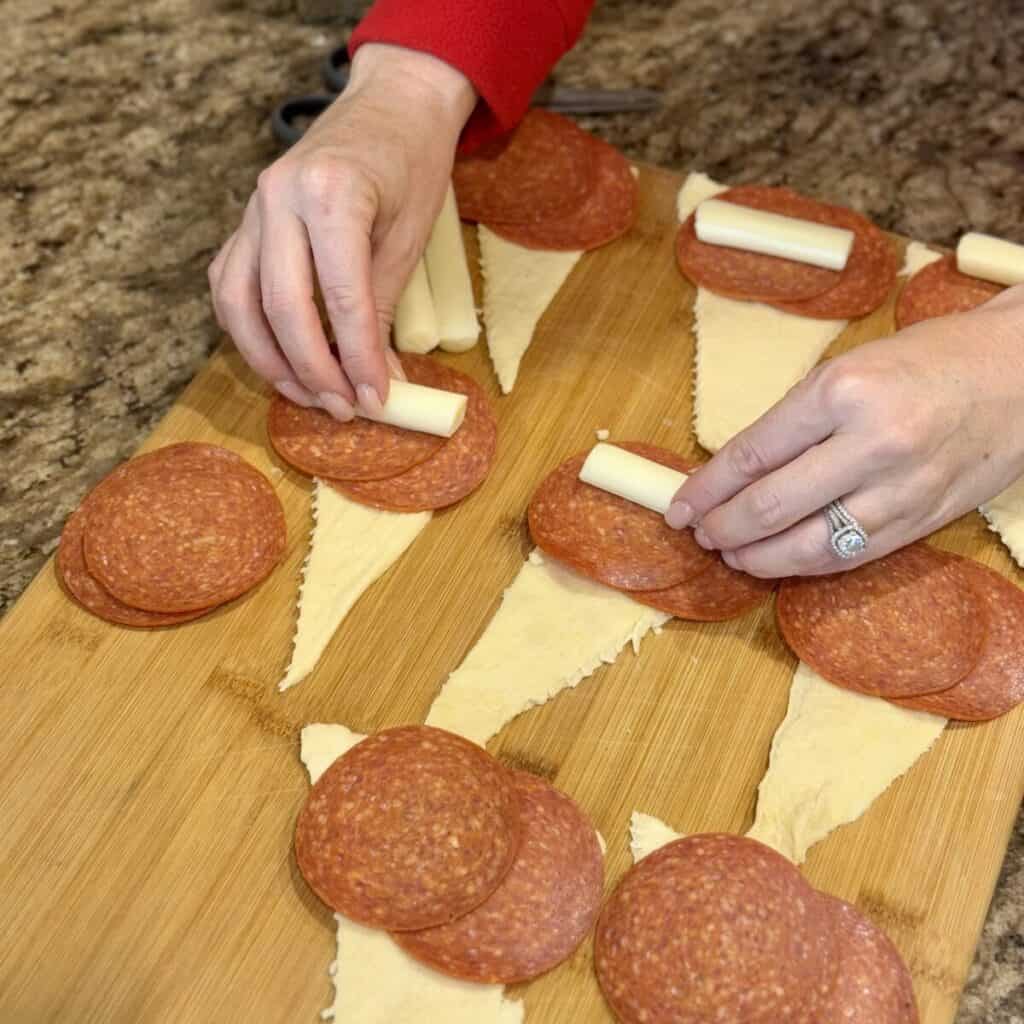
(891, 559), (1024, 721)
(487, 135), (638, 252)
(819, 896), (919, 1023)
(775, 205), (898, 320)
(595, 834), (839, 1024)
(528, 443), (714, 592)
(268, 355), (452, 481)
(634, 556), (777, 621)
(329, 363), (496, 512)
(895, 254), (1003, 330)
(294, 726), (521, 931)
(776, 544), (985, 698)
(676, 187), (842, 302)
(453, 110), (594, 225)
(83, 443), (286, 614)
(58, 490), (210, 628)
(394, 770), (604, 983)
(677, 185), (898, 319)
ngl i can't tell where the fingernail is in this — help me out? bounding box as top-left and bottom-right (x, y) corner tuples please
(694, 525), (715, 550)
(665, 500), (694, 530)
(275, 381), (315, 407)
(318, 391), (354, 421)
(721, 550), (738, 569)
(357, 383), (385, 417)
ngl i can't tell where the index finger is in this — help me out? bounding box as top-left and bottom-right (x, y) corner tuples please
(307, 209), (390, 413)
(666, 371), (839, 529)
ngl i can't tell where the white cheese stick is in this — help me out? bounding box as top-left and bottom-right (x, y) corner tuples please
(956, 232), (1024, 287)
(579, 443), (687, 515)
(359, 378), (466, 437)
(393, 258), (439, 354)
(695, 198), (853, 271)
(426, 184), (481, 352)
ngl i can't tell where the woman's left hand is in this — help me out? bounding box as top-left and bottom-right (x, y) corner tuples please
(665, 286), (1024, 578)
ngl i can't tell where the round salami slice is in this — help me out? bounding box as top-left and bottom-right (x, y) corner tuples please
(329, 363), (496, 512)
(819, 895), (919, 1023)
(453, 109), (594, 225)
(267, 355), (451, 481)
(394, 770), (604, 983)
(892, 559), (1024, 721)
(83, 443), (286, 613)
(676, 186), (842, 303)
(634, 556), (776, 621)
(774, 205), (898, 320)
(294, 725), (521, 932)
(487, 135), (637, 252)
(677, 185), (898, 319)
(895, 254), (1003, 330)
(595, 834), (839, 1024)
(528, 443), (715, 592)
(58, 496), (209, 628)
(776, 543), (985, 699)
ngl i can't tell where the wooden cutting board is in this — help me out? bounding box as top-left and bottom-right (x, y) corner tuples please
(2, 165), (1022, 1024)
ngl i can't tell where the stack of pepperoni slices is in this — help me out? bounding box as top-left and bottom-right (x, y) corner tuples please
(294, 725), (605, 984)
(268, 354), (497, 512)
(779, 543), (1024, 722)
(677, 185), (899, 319)
(453, 108), (638, 252)
(596, 833), (919, 1023)
(58, 442), (286, 627)
(529, 442), (775, 622)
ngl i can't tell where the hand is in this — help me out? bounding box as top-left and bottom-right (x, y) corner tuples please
(665, 286), (1024, 578)
(208, 44), (476, 420)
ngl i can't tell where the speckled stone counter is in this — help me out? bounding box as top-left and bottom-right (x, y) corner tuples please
(1, 1), (1021, 1019)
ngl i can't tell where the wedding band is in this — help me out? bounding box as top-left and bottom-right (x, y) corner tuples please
(825, 499), (868, 559)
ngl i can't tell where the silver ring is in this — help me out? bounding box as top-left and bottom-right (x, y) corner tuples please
(824, 499), (868, 560)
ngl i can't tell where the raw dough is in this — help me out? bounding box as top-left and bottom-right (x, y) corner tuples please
(279, 482), (431, 691)
(478, 226), (582, 394)
(628, 811), (683, 862)
(692, 289), (847, 453)
(678, 173), (847, 453)
(747, 662), (946, 864)
(426, 550), (670, 745)
(980, 476), (1024, 569)
(900, 240), (942, 277)
(299, 724), (524, 1024)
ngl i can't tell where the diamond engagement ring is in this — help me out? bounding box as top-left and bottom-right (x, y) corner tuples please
(825, 500), (868, 559)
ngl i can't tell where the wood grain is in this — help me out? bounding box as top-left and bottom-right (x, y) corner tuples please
(1, 165), (1021, 1024)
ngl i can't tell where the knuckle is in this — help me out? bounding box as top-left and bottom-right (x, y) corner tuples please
(749, 486), (785, 532)
(256, 164), (286, 199)
(725, 436), (768, 480)
(299, 154), (337, 200)
(321, 281), (360, 319)
(261, 287), (297, 321)
(818, 361), (875, 416)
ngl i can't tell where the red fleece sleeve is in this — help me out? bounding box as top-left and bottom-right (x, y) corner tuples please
(349, 0), (595, 149)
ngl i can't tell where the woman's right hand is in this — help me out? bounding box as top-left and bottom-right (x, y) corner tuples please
(208, 43), (477, 420)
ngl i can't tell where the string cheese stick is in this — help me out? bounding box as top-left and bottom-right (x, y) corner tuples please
(956, 232), (1024, 287)
(695, 198), (854, 271)
(579, 444), (688, 515)
(393, 258), (440, 354)
(359, 379), (466, 437)
(426, 183), (481, 352)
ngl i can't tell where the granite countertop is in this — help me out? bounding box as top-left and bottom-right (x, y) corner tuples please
(1, 1), (1021, 1019)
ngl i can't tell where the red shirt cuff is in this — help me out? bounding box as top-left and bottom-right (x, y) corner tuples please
(349, 0), (594, 150)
